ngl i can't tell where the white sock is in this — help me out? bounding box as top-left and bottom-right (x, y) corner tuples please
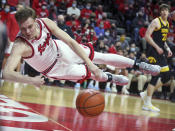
(145, 96), (152, 105)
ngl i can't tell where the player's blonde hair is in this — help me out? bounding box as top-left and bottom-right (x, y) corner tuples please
(159, 4), (170, 11)
(15, 7), (37, 24)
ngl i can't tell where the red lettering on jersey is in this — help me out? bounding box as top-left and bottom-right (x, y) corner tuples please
(38, 33), (50, 55)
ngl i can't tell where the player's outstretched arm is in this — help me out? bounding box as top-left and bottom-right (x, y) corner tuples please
(3, 40), (45, 87)
(41, 18), (102, 80)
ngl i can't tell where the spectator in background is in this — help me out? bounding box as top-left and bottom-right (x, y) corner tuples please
(125, 3), (136, 33)
(0, 4), (19, 42)
(139, 21), (149, 52)
(132, 11), (145, 45)
(48, 2), (57, 21)
(1, 0), (7, 10)
(0, 21), (7, 77)
(18, 0), (30, 7)
(0, 3), (20, 71)
(81, 2), (92, 20)
(66, 14), (80, 32)
(123, 52), (136, 95)
(95, 40), (108, 53)
(95, 5), (103, 20)
(110, 23), (118, 41)
(32, 0), (41, 13)
(119, 33), (129, 51)
(56, 0), (67, 15)
(57, 14), (74, 39)
(7, 0), (18, 11)
(129, 43), (139, 55)
(96, 12), (111, 30)
(94, 21), (105, 38)
(89, 12), (97, 28)
(86, 28), (97, 44)
(36, 1), (49, 18)
(67, 1), (80, 19)
(103, 29), (113, 46)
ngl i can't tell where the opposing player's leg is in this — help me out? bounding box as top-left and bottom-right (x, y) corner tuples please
(93, 52), (161, 76)
(140, 72), (170, 112)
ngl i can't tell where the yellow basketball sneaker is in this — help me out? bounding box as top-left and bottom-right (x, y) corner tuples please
(142, 104), (160, 112)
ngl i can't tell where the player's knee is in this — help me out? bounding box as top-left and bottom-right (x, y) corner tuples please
(161, 72), (171, 84)
(150, 76), (159, 86)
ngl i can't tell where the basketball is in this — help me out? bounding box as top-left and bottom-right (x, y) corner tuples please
(76, 89), (105, 117)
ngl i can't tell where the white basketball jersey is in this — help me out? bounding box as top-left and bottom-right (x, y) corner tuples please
(16, 19), (58, 73)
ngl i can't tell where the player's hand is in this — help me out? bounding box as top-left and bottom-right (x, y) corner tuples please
(87, 63), (102, 80)
(32, 75), (45, 87)
(156, 47), (163, 55)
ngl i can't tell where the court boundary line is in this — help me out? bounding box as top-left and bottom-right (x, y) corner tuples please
(0, 94), (72, 131)
(21, 103), (72, 131)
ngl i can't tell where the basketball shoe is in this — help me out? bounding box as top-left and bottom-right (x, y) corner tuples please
(140, 91), (160, 112)
(142, 104), (160, 112)
(136, 62), (161, 76)
(105, 72), (129, 86)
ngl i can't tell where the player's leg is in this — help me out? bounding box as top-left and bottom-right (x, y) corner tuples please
(0, 22), (8, 78)
(140, 76), (160, 112)
(46, 63), (129, 85)
(55, 41), (160, 76)
(141, 71), (171, 112)
(93, 51), (161, 76)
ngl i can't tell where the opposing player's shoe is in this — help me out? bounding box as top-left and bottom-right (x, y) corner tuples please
(138, 62), (161, 76)
(106, 72), (129, 86)
(142, 104), (160, 112)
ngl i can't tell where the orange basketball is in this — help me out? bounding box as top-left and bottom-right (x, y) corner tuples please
(76, 89), (105, 117)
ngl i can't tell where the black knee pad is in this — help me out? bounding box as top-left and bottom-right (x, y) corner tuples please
(161, 72), (171, 84)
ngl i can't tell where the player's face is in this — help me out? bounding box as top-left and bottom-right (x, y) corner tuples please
(20, 17), (36, 40)
(160, 8), (169, 19)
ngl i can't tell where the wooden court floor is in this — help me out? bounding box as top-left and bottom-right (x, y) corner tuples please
(0, 80), (175, 131)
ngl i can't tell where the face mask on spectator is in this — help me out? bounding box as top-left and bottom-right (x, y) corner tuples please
(105, 32), (109, 36)
(4, 8), (10, 13)
(130, 47), (136, 52)
(100, 24), (104, 28)
(50, 2), (54, 5)
(72, 4), (76, 7)
(2, 0), (6, 4)
(42, 6), (47, 10)
(86, 6), (90, 9)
